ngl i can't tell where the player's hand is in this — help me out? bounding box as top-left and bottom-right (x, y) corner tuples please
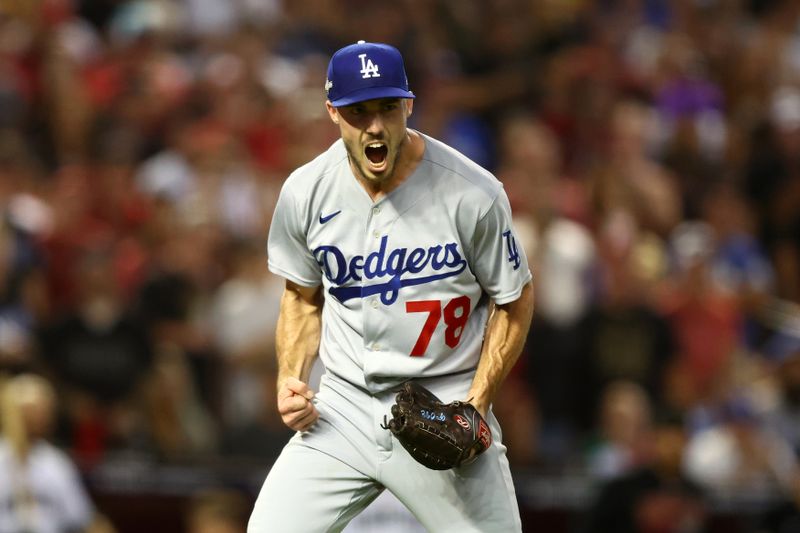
(277, 377), (319, 431)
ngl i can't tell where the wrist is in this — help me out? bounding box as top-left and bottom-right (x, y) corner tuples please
(467, 393), (490, 417)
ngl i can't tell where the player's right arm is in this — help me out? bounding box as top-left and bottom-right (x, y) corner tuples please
(275, 280), (323, 431)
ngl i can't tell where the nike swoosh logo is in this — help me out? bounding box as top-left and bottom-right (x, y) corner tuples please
(319, 210), (342, 224)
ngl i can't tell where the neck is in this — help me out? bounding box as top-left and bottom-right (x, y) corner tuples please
(356, 130), (424, 201)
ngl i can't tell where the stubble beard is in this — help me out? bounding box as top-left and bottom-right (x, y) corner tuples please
(345, 134), (406, 187)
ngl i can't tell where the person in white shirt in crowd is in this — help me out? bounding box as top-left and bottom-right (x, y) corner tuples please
(0, 373), (112, 533)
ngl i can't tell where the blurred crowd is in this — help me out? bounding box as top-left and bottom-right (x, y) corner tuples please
(2, 0), (800, 531)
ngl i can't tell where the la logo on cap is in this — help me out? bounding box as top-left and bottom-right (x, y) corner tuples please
(357, 40), (380, 79)
(325, 40), (414, 107)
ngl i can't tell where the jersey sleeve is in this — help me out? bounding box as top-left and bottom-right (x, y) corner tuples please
(469, 190), (532, 304)
(267, 184), (322, 286)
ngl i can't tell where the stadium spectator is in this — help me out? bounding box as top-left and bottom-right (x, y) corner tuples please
(657, 221), (742, 413)
(581, 413), (707, 533)
(586, 380), (653, 481)
(683, 396), (799, 498)
(574, 210), (677, 431)
(36, 248), (153, 464)
(0, 373), (115, 533)
(210, 239), (293, 460)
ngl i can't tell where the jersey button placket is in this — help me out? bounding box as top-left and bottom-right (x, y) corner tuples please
(363, 204), (381, 367)
(371, 203), (381, 239)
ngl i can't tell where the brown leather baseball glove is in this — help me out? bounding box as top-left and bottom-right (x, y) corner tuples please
(382, 381), (492, 470)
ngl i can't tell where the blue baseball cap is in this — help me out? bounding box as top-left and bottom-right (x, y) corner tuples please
(325, 40), (415, 107)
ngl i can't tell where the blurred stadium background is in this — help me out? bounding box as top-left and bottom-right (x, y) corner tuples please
(1, 0), (800, 531)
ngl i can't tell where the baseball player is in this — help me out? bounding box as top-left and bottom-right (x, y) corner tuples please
(249, 41), (534, 532)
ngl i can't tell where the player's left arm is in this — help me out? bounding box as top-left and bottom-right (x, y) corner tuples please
(467, 280), (534, 416)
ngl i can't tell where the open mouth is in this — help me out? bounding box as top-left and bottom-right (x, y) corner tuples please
(364, 142), (388, 170)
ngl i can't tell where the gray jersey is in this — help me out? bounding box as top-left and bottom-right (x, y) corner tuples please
(268, 132), (531, 393)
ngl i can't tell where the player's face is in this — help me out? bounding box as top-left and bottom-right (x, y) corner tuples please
(327, 98), (413, 186)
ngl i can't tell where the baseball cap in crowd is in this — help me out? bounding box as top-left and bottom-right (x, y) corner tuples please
(325, 40), (415, 107)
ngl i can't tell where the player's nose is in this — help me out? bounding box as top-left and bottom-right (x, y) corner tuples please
(364, 112), (385, 135)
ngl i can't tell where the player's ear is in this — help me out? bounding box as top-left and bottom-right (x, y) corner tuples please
(325, 101), (340, 125)
(405, 99), (413, 118)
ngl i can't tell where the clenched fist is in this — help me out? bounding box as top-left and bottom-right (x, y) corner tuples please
(277, 377), (319, 431)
